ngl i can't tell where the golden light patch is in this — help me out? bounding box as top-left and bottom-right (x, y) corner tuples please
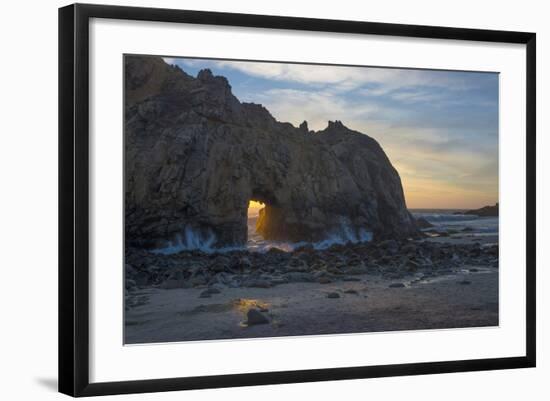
(247, 200), (265, 217)
(233, 298), (269, 313)
(248, 200), (265, 209)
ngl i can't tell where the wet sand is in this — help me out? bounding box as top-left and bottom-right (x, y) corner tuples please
(125, 264), (498, 344)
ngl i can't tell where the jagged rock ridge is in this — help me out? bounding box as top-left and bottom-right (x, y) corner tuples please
(124, 55), (418, 248)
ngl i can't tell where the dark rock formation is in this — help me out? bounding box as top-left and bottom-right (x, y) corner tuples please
(124, 55), (418, 249)
(464, 203), (499, 217)
(246, 309), (270, 325)
(415, 217), (434, 229)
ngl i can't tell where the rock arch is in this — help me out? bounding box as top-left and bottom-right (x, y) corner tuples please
(124, 56), (419, 249)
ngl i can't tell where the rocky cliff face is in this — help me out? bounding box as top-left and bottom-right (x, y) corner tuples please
(125, 55), (418, 249)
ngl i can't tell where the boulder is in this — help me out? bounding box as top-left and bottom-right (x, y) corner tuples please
(246, 308), (270, 325)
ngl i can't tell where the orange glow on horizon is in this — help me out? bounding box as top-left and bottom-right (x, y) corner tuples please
(246, 180), (495, 212)
(399, 176), (498, 210)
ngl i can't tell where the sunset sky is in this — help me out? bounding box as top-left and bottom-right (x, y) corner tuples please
(164, 57), (499, 210)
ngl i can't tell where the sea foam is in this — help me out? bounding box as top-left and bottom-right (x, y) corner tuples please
(152, 220), (373, 255)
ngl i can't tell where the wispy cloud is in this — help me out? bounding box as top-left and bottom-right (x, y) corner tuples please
(249, 88), (379, 131)
(166, 57), (488, 93)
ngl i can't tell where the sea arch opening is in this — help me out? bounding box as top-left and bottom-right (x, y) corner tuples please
(245, 187), (284, 243)
(247, 200), (265, 219)
(246, 199), (266, 247)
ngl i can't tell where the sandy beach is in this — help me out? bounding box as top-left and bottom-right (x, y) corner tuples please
(125, 234), (499, 344)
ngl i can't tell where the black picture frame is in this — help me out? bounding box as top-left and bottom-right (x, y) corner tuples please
(59, 3), (536, 397)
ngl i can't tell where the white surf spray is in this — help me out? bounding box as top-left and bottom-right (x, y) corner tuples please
(246, 216), (372, 253)
(151, 226), (218, 255)
(411, 210), (498, 236)
(152, 218), (373, 255)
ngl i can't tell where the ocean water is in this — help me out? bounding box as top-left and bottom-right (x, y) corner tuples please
(151, 209), (498, 255)
(246, 216), (372, 253)
(410, 209), (499, 236)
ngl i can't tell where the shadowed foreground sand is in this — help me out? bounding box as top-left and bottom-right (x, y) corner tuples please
(125, 265), (498, 344)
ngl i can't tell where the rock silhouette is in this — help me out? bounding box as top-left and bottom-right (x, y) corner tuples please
(124, 55), (418, 249)
(464, 203), (499, 217)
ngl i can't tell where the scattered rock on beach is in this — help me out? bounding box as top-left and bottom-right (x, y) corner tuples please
(286, 272), (314, 283)
(270, 277), (289, 285)
(345, 264), (369, 275)
(246, 308), (270, 325)
(389, 283), (405, 288)
(327, 292), (340, 299)
(125, 278), (137, 291)
(210, 262), (229, 273)
(189, 276), (208, 287)
(404, 259), (420, 272)
(205, 287), (221, 295)
(134, 271), (151, 287)
(401, 242), (417, 254)
(378, 239), (399, 254)
(159, 279), (186, 290)
(458, 280), (471, 285)
(385, 272), (404, 280)
(243, 278), (272, 288)
(126, 234), (500, 292)
(317, 276), (333, 284)
(125, 264), (137, 278)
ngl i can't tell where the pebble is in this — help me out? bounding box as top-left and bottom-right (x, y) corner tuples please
(270, 277), (289, 285)
(244, 279), (272, 288)
(286, 272), (314, 283)
(389, 283), (405, 288)
(327, 292), (340, 299)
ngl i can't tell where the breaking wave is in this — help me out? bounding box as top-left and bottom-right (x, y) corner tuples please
(311, 226), (373, 250)
(151, 226), (219, 255)
(412, 211), (498, 235)
(152, 219), (373, 255)
(413, 213), (480, 222)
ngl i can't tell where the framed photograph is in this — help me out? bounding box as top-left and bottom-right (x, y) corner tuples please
(59, 3), (536, 397)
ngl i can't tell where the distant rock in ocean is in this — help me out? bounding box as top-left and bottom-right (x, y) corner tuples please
(464, 203), (499, 217)
(124, 56), (419, 249)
